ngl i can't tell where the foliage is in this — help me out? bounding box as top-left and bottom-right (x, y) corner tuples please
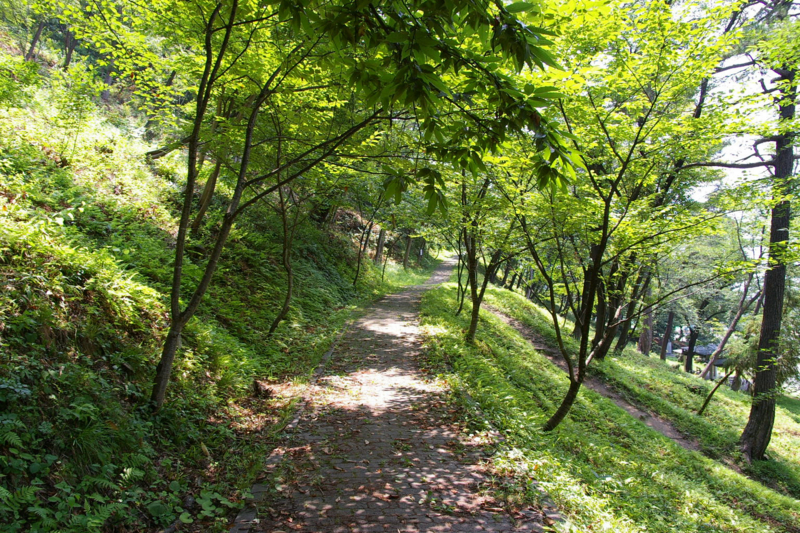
(420, 283), (800, 532)
(0, 44), (440, 531)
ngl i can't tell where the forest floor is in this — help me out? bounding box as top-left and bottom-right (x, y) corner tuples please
(486, 306), (703, 454)
(229, 259), (552, 533)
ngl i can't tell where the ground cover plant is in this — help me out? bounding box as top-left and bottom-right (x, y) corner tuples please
(0, 47), (440, 531)
(420, 283), (800, 532)
(484, 288), (800, 501)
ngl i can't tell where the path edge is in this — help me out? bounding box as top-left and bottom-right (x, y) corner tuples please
(227, 319), (353, 533)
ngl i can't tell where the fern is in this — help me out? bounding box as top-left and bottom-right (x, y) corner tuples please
(0, 429), (23, 447)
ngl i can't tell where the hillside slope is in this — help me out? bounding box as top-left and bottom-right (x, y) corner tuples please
(0, 47), (436, 532)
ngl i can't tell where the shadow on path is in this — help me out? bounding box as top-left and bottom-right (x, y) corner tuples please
(231, 260), (545, 533)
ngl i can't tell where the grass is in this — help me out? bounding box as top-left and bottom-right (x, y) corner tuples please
(483, 287), (800, 501)
(420, 283), (800, 532)
(0, 46), (441, 532)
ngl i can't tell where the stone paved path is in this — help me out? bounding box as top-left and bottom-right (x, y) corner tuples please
(235, 259), (544, 533)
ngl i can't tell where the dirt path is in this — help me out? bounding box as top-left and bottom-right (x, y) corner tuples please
(486, 306), (702, 453)
(231, 260), (547, 533)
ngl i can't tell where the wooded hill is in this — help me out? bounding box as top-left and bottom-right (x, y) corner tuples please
(1, 0), (799, 531)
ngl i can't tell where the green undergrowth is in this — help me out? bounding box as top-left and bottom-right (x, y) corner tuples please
(484, 289), (800, 502)
(420, 284), (800, 533)
(0, 59), (439, 532)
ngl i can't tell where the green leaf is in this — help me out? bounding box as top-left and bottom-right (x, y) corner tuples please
(146, 501), (169, 517)
(169, 480), (181, 492)
(179, 512), (194, 524)
(506, 2), (536, 13)
(386, 32), (408, 44)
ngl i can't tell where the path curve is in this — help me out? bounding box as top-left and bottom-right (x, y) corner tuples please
(233, 260), (546, 533)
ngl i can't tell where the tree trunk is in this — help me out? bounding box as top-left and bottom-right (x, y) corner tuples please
(685, 326), (699, 373)
(403, 234), (412, 270)
(190, 160), (221, 234)
(353, 221), (373, 286)
(63, 28), (77, 69)
(741, 153), (792, 461)
(543, 380), (583, 431)
(464, 231), (480, 343)
(373, 227), (386, 264)
(660, 311), (675, 361)
(572, 273), (592, 339)
(738, 6), (796, 462)
(615, 270), (650, 352)
(698, 368), (736, 416)
(506, 272), (517, 290)
(269, 188), (295, 335)
(700, 277), (759, 378)
(637, 306), (653, 356)
(151, 325), (184, 408)
(25, 21), (45, 61)
(500, 260), (512, 286)
(591, 278), (607, 353)
(268, 244), (294, 335)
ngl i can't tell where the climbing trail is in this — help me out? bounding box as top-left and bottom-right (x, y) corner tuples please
(486, 306), (702, 453)
(230, 260), (548, 533)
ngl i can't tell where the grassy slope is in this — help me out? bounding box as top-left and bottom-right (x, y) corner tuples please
(0, 52), (438, 532)
(420, 283), (800, 533)
(484, 289), (800, 501)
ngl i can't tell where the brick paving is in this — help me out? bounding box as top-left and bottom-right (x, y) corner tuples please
(231, 259), (545, 533)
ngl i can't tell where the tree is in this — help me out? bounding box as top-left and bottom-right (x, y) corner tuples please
(500, 0), (742, 430)
(62, 0), (572, 408)
(731, 1), (798, 462)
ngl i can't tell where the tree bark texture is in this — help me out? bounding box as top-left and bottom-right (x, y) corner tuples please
(25, 21), (45, 61)
(543, 380), (583, 431)
(373, 228), (386, 264)
(685, 325), (699, 374)
(660, 310), (674, 361)
(637, 306), (653, 356)
(403, 234), (412, 270)
(190, 160), (221, 234)
(740, 110), (794, 461)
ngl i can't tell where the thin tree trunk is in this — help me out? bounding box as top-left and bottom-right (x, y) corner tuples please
(25, 21), (45, 61)
(500, 260), (512, 286)
(190, 160), (221, 234)
(151, 4), (239, 409)
(698, 368), (736, 416)
(615, 270), (651, 352)
(353, 221), (374, 286)
(456, 234), (466, 315)
(660, 310), (675, 361)
(700, 276), (759, 378)
(403, 234), (412, 270)
(572, 274), (592, 339)
(543, 380), (583, 431)
(637, 305), (653, 355)
(464, 231), (480, 343)
(63, 28), (77, 69)
(506, 272), (518, 290)
(269, 187), (296, 335)
(685, 325), (699, 373)
(591, 278), (607, 352)
(373, 227), (386, 264)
